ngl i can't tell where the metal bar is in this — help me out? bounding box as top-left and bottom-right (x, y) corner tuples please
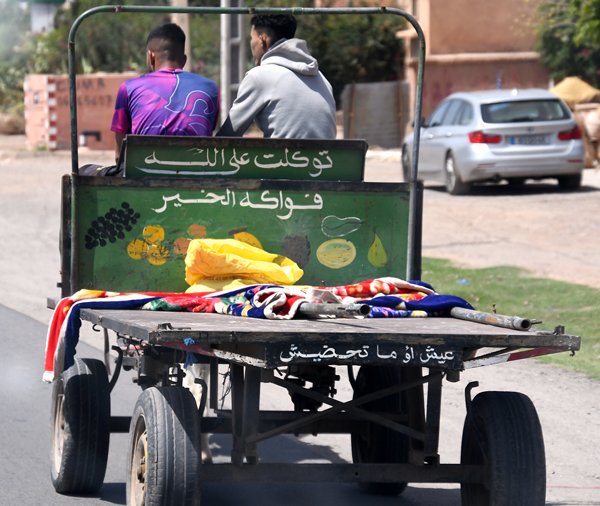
(242, 366), (261, 463)
(209, 358), (219, 411)
(405, 13), (427, 280)
(198, 463), (485, 484)
(296, 302), (370, 318)
(463, 346), (567, 369)
(65, 6), (423, 170)
(110, 415), (131, 433)
(450, 307), (538, 331)
(248, 372), (442, 444)
(59, 175), (72, 297)
(423, 374), (443, 460)
(230, 363), (245, 465)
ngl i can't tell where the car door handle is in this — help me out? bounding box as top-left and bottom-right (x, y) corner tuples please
(445, 132), (453, 137)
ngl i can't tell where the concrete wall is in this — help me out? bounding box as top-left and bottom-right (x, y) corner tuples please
(341, 81), (410, 148)
(24, 73), (135, 151)
(405, 56), (550, 118)
(428, 0), (539, 54)
(398, 0), (549, 122)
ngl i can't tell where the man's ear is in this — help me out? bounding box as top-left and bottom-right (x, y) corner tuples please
(181, 54), (188, 69)
(260, 32), (270, 50)
(147, 49), (156, 71)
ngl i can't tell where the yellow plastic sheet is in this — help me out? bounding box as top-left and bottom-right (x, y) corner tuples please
(185, 238), (303, 287)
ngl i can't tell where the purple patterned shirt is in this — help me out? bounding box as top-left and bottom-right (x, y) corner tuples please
(111, 69), (219, 136)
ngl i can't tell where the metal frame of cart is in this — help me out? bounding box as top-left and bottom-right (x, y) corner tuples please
(48, 5), (581, 506)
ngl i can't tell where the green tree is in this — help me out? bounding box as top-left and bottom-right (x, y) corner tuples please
(536, 0), (600, 88)
(0, 1), (30, 113)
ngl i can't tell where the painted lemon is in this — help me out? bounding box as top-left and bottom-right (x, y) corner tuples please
(127, 238), (148, 260)
(146, 243), (169, 266)
(316, 239), (356, 269)
(233, 230), (263, 250)
(143, 225), (165, 244)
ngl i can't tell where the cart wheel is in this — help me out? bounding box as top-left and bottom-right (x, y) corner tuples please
(350, 365), (410, 496)
(461, 391), (546, 506)
(50, 358), (111, 494)
(127, 386), (200, 506)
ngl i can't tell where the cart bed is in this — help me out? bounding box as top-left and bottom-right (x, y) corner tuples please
(80, 308), (580, 370)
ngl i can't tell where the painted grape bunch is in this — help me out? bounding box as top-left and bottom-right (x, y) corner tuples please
(85, 202), (140, 249)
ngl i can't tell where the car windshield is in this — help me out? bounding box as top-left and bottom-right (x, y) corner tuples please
(481, 99), (570, 123)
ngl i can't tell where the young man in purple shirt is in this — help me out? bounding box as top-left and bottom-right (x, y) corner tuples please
(111, 23), (219, 161)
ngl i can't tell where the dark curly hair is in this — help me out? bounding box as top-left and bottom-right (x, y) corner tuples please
(146, 23), (186, 63)
(250, 14), (297, 42)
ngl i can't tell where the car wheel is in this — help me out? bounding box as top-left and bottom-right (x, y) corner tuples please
(507, 177), (526, 186)
(444, 153), (470, 195)
(557, 174), (582, 191)
(401, 145), (411, 183)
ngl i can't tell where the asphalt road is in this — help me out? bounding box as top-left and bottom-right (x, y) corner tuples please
(1, 136), (598, 504)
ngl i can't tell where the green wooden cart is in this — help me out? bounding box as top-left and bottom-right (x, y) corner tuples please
(48, 6), (581, 506)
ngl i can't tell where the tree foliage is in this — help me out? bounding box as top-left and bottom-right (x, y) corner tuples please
(3, 0), (404, 113)
(245, 0), (406, 102)
(536, 0), (600, 87)
(0, 1), (31, 113)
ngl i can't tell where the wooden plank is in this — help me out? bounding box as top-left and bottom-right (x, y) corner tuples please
(122, 135), (367, 181)
(80, 309), (581, 350)
(71, 176), (411, 290)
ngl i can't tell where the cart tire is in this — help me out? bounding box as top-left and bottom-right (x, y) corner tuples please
(127, 386), (200, 506)
(50, 358), (111, 494)
(351, 365), (410, 496)
(461, 391), (546, 506)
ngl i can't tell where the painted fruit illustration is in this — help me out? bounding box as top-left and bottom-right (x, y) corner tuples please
(321, 215), (362, 238)
(127, 238), (148, 260)
(187, 224), (207, 238)
(146, 242), (170, 266)
(173, 237), (191, 256)
(316, 238), (356, 269)
(228, 228), (263, 250)
(367, 232), (388, 267)
(142, 225), (165, 244)
(281, 234), (311, 268)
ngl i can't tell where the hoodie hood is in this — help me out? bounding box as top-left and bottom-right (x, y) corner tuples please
(260, 38), (319, 76)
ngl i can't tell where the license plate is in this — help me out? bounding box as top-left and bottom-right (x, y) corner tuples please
(507, 134), (550, 145)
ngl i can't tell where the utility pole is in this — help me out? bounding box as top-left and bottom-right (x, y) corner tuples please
(220, 0), (247, 125)
(171, 0), (191, 70)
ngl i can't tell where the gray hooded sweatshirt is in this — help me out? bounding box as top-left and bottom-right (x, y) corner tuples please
(218, 38), (337, 139)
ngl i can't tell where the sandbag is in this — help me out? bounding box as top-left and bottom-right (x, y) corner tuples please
(550, 76), (600, 109)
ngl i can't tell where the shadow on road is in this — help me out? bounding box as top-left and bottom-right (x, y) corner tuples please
(425, 181), (600, 196)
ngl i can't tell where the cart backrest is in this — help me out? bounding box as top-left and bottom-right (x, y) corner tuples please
(62, 136), (417, 295)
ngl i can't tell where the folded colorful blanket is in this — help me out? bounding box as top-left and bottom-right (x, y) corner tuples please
(43, 278), (473, 382)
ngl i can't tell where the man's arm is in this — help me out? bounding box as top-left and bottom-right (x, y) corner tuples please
(114, 132), (125, 163)
(216, 72), (264, 136)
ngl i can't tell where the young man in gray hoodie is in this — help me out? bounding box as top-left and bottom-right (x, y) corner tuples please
(217, 14), (337, 139)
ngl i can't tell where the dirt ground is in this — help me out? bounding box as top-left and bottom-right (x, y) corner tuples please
(365, 148), (600, 290)
(1, 136), (599, 504)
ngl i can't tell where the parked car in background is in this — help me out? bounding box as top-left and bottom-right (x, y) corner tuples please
(401, 89), (585, 194)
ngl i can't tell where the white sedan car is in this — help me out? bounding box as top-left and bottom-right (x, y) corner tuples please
(402, 89), (585, 194)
